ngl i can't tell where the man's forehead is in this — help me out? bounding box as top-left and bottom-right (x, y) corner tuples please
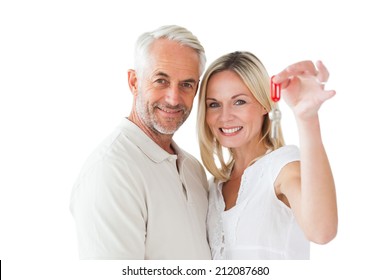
(146, 39), (200, 77)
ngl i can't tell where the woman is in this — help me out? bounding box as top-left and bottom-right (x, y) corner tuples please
(197, 51), (338, 259)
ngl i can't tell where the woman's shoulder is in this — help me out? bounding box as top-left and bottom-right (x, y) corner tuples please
(267, 145), (300, 182)
(250, 145), (299, 169)
(268, 145), (300, 162)
(275, 144), (299, 155)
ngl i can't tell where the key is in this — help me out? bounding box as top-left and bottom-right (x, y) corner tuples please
(270, 76), (282, 139)
(269, 107), (281, 139)
(271, 76), (281, 102)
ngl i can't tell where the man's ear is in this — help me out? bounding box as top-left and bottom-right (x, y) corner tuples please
(127, 69), (138, 95)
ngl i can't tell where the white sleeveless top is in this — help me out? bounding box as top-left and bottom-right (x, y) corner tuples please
(207, 145), (310, 260)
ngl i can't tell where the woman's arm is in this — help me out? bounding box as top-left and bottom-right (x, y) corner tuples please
(274, 60), (338, 244)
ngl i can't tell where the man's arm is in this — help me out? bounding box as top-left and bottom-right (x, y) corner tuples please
(70, 159), (146, 259)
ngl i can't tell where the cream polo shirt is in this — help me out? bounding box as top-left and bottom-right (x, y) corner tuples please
(207, 145), (309, 260)
(70, 119), (211, 260)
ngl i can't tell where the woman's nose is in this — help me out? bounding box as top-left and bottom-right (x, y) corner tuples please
(219, 106), (234, 122)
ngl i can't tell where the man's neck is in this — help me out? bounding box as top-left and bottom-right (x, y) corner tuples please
(127, 115), (175, 154)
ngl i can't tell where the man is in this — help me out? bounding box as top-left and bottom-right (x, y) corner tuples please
(70, 25), (211, 260)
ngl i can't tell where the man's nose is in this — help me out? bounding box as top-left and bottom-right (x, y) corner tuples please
(165, 86), (181, 106)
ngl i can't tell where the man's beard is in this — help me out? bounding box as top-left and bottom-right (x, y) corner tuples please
(135, 93), (191, 135)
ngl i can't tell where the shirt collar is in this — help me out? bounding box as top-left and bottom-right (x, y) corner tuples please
(118, 118), (180, 163)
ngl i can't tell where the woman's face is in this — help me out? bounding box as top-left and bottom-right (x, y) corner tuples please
(205, 70), (267, 151)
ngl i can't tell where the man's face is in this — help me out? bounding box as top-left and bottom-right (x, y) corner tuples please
(135, 39), (200, 135)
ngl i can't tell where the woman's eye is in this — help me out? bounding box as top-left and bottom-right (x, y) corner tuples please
(234, 99), (246, 105)
(207, 102), (220, 108)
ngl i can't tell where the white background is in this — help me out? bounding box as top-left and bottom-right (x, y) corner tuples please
(1, 0), (389, 279)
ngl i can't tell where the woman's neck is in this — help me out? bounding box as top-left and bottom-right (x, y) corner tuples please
(230, 143), (268, 177)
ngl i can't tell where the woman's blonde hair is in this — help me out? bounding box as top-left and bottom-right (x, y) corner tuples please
(197, 51), (285, 181)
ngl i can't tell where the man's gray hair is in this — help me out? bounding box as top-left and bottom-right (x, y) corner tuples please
(134, 25), (206, 76)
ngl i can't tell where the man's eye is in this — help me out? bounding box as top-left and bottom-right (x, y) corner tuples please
(155, 79), (168, 84)
(181, 82), (196, 91)
(182, 82), (193, 88)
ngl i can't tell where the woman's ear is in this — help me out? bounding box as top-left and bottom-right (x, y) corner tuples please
(127, 69), (138, 96)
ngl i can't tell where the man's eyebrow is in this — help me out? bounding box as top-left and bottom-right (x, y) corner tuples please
(153, 71), (169, 78)
(152, 71), (197, 84)
(182, 78), (197, 84)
